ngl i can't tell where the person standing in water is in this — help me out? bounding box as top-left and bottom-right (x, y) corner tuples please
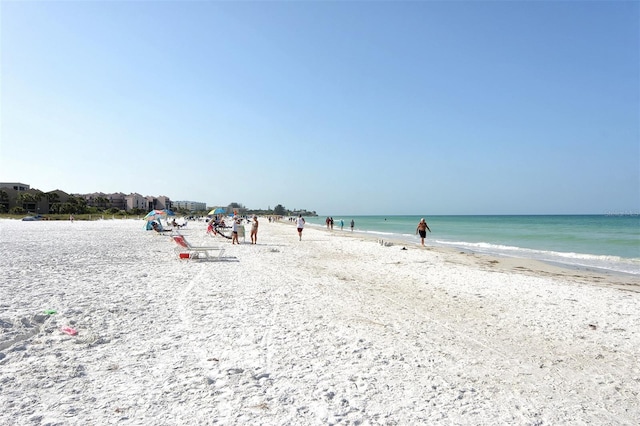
(416, 218), (431, 246)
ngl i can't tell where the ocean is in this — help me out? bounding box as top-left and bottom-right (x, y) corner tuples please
(305, 215), (640, 276)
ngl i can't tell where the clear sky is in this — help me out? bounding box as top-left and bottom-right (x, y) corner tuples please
(1, 0), (638, 216)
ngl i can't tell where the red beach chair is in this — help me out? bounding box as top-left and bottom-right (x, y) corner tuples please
(172, 235), (225, 260)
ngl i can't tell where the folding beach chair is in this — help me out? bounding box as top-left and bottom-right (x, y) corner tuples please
(172, 235), (225, 260)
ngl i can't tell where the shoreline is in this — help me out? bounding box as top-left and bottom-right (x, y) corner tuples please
(299, 221), (640, 292)
(305, 215), (640, 276)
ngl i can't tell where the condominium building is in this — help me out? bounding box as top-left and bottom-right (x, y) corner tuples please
(172, 200), (207, 212)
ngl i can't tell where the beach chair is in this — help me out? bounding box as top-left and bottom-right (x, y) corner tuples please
(172, 235), (225, 260)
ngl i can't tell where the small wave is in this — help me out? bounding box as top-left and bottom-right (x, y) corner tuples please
(361, 230), (397, 237)
(361, 230), (415, 238)
(434, 240), (640, 276)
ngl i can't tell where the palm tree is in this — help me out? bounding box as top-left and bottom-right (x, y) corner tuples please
(64, 195), (89, 214)
(95, 196), (110, 210)
(46, 192), (61, 214)
(32, 191), (44, 214)
(17, 192), (37, 212)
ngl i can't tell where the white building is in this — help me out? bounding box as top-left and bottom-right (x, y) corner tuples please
(125, 193), (148, 211)
(172, 200), (207, 212)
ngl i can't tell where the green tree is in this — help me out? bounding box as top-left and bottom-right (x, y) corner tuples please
(0, 190), (9, 213)
(59, 203), (75, 214)
(45, 192), (61, 214)
(62, 196), (88, 214)
(10, 206), (26, 214)
(94, 196), (110, 210)
(17, 192), (37, 212)
(273, 204), (286, 216)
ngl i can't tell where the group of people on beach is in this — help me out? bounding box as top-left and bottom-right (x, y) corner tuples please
(208, 214), (431, 246)
(323, 217), (356, 232)
(207, 215), (259, 244)
(319, 216), (430, 246)
(231, 216), (259, 244)
(325, 217), (334, 230)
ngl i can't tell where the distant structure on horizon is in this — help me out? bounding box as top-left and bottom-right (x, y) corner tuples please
(173, 201), (207, 212)
(78, 192), (172, 212)
(0, 182), (30, 191)
(0, 182), (205, 214)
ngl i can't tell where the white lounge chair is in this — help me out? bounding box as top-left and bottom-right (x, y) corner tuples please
(172, 235), (225, 260)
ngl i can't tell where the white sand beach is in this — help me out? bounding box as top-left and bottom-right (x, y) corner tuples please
(1, 218), (638, 425)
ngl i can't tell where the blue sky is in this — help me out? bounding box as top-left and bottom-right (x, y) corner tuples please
(2, 1), (638, 215)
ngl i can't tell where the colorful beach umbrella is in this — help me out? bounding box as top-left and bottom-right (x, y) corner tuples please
(144, 210), (164, 221)
(143, 209), (174, 221)
(208, 207), (226, 215)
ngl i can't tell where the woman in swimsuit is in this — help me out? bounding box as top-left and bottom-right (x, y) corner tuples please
(250, 216), (259, 244)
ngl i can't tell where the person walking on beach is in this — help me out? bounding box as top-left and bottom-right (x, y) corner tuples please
(339, 219), (344, 230)
(416, 218), (431, 246)
(250, 215), (259, 244)
(232, 218), (240, 244)
(350, 219), (354, 232)
(296, 214), (305, 241)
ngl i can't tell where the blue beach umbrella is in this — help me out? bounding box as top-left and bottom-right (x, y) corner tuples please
(208, 207), (226, 215)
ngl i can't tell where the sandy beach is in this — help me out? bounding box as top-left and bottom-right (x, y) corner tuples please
(1, 218), (638, 425)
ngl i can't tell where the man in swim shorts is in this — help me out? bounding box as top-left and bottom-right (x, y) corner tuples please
(416, 218), (431, 246)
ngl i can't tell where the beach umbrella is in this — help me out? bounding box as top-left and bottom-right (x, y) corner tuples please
(208, 207), (226, 215)
(144, 209), (166, 221)
(144, 209), (175, 221)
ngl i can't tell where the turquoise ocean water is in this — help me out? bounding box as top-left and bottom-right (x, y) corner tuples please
(305, 215), (640, 276)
